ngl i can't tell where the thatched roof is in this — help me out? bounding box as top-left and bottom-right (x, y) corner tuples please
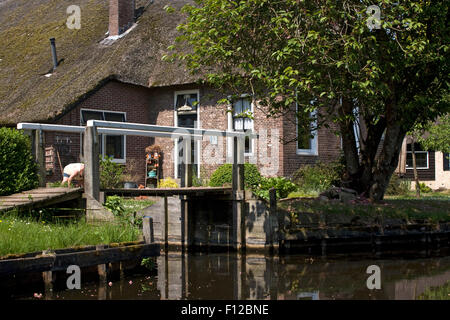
(0, 0), (198, 125)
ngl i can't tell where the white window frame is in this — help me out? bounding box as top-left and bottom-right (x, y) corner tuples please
(80, 108), (127, 164)
(406, 150), (429, 170)
(295, 103), (318, 156)
(228, 94), (254, 157)
(173, 89), (201, 179)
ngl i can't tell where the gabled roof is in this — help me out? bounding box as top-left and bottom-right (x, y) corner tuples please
(0, 0), (197, 125)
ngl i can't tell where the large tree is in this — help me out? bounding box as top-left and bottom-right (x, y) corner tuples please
(167, 0), (449, 200)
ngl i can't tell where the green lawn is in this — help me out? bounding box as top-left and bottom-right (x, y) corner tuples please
(0, 215), (140, 258)
(0, 198), (155, 258)
(418, 282), (450, 300)
(282, 191), (450, 223)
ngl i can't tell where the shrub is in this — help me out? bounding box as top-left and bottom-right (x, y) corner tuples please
(386, 174), (411, 196)
(209, 163), (262, 188)
(292, 161), (343, 194)
(419, 182), (432, 193)
(254, 177), (298, 201)
(100, 156), (124, 189)
(0, 128), (39, 196)
(159, 177), (179, 188)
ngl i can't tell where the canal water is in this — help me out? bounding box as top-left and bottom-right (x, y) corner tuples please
(16, 253), (450, 300)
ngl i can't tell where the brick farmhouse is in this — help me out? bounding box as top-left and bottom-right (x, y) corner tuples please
(0, 0), (448, 189)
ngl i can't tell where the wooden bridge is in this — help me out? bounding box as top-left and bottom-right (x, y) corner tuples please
(15, 120), (258, 252)
(0, 187), (83, 214)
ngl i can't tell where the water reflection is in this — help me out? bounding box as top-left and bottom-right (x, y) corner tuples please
(35, 254), (450, 300)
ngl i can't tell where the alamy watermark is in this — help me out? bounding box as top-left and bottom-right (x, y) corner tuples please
(366, 265), (381, 290)
(66, 264), (81, 290)
(66, 5), (81, 30)
(366, 5), (381, 30)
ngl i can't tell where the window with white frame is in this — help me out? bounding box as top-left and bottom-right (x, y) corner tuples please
(296, 104), (318, 155)
(406, 143), (429, 169)
(174, 90), (200, 179)
(232, 96), (253, 155)
(80, 109), (126, 163)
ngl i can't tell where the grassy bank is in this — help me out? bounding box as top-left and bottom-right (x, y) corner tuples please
(0, 197), (155, 257)
(0, 215), (140, 257)
(281, 191), (450, 223)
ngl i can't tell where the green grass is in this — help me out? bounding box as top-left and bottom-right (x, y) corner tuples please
(287, 190), (320, 198)
(121, 198), (155, 215)
(282, 191), (450, 223)
(418, 281), (450, 300)
(0, 214), (140, 258)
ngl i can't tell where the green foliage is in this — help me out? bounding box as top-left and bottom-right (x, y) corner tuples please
(253, 177), (298, 201)
(209, 163), (262, 189)
(159, 177), (179, 188)
(292, 161), (343, 194)
(48, 181), (68, 188)
(104, 196), (154, 227)
(141, 257), (157, 271)
(385, 174), (411, 196)
(418, 113), (450, 154)
(100, 156), (124, 189)
(104, 196), (126, 217)
(419, 182), (432, 193)
(170, 0), (449, 200)
(0, 128), (38, 196)
(0, 214), (139, 257)
(418, 282), (450, 300)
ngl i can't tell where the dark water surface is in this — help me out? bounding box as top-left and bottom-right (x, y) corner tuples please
(18, 253), (450, 300)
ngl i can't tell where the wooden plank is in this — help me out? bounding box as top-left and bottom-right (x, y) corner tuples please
(0, 256), (55, 275)
(52, 244), (160, 271)
(0, 243), (160, 275)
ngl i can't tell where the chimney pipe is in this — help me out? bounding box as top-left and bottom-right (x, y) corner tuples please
(50, 38), (58, 70)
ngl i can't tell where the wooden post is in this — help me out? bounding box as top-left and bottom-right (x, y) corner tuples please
(232, 136), (245, 252)
(33, 129), (46, 187)
(269, 188), (277, 250)
(182, 138), (193, 188)
(96, 245), (108, 283)
(181, 138), (192, 250)
(143, 216), (154, 244)
(84, 126), (100, 201)
(42, 270), (54, 298)
(164, 196), (169, 250)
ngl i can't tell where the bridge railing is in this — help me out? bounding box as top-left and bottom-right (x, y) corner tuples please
(18, 120), (253, 251)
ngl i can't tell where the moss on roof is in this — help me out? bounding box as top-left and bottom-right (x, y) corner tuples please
(0, 0), (197, 125)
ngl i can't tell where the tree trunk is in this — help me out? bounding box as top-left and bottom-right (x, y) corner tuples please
(337, 94), (407, 201)
(410, 140), (421, 198)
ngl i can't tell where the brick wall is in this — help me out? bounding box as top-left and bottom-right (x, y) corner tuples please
(44, 80), (343, 187)
(282, 109), (342, 178)
(45, 80), (152, 186)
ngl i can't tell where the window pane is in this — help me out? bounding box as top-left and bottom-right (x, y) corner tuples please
(245, 136), (251, 154)
(234, 118), (244, 130)
(242, 99), (251, 112)
(178, 114), (197, 128)
(233, 99), (243, 115)
(297, 112), (312, 150)
(104, 112), (125, 122)
(176, 94), (198, 111)
(81, 110), (103, 124)
(406, 152), (428, 168)
(243, 118), (252, 130)
(105, 135), (124, 159)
